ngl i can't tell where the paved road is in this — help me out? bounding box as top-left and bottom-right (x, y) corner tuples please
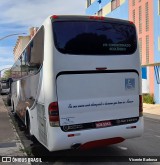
(2, 95), (160, 165)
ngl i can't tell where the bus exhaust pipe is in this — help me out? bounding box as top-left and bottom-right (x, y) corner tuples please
(71, 143), (81, 150)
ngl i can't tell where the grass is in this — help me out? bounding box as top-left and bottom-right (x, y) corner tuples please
(19, 147), (32, 156)
(143, 94), (155, 104)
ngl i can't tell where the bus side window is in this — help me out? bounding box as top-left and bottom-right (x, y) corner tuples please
(27, 27), (44, 75)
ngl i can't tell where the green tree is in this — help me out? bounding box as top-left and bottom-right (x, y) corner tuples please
(2, 69), (11, 79)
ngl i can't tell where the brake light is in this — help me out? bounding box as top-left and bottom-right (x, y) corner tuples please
(89, 16), (105, 20)
(51, 15), (59, 19)
(100, 16), (105, 20)
(139, 95), (143, 117)
(48, 102), (59, 126)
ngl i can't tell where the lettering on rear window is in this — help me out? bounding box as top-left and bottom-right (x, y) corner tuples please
(103, 43), (131, 52)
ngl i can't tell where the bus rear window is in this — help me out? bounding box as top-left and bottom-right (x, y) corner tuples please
(53, 21), (137, 55)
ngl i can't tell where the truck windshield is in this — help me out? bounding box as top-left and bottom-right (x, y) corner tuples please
(53, 21), (137, 55)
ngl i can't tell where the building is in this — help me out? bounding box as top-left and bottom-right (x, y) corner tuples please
(13, 27), (38, 61)
(13, 36), (30, 61)
(86, 0), (160, 103)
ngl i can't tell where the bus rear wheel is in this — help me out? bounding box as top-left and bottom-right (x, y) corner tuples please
(7, 94), (11, 106)
(25, 113), (35, 142)
(26, 114), (32, 138)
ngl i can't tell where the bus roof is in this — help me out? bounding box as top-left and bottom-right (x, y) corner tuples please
(50, 15), (133, 25)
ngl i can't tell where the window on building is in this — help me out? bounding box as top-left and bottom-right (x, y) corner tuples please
(139, 38), (142, 62)
(87, 0), (91, 7)
(145, 2), (149, 31)
(116, 0), (120, 7)
(146, 35), (149, 64)
(139, 6), (142, 34)
(132, 0), (135, 6)
(111, 0), (120, 11)
(98, 9), (103, 16)
(133, 9), (135, 23)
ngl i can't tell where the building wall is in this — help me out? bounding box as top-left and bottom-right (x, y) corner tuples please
(13, 36), (30, 61)
(129, 0), (154, 96)
(86, 0), (128, 20)
(86, 0), (101, 15)
(13, 27), (38, 61)
(86, 0), (160, 103)
(106, 0), (128, 20)
(154, 0), (160, 103)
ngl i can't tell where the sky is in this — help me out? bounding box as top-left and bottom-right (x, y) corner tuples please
(0, 0), (86, 72)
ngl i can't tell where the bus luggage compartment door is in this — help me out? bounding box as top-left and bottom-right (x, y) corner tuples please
(56, 71), (139, 129)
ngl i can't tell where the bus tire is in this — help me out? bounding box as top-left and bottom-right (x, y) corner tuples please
(7, 94), (11, 106)
(11, 102), (14, 112)
(26, 112), (34, 141)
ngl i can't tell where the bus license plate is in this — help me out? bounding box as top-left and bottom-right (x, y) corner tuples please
(96, 121), (112, 128)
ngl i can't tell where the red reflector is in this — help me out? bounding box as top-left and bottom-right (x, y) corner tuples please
(80, 137), (125, 150)
(68, 134), (75, 137)
(126, 126), (137, 129)
(49, 116), (59, 122)
(52, 15), (58, 19)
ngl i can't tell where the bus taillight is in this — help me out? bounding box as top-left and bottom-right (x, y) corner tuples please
(48, 102), (60, 126)
(139, 95), (143, 117)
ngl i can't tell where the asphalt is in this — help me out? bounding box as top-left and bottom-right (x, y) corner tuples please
(143, 103), (160, 119)
(0, 95), (159, 162)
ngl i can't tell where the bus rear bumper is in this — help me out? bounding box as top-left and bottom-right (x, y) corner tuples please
(47, 117), (144, 151)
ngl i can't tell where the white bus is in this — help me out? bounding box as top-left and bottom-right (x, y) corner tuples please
(11, 15), (143, 151)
